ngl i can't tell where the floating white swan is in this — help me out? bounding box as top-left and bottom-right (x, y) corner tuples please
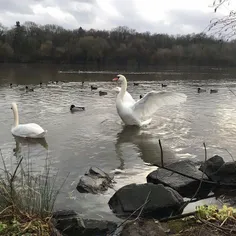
(113, 74), (187, 126)
(11, 102), (47, 138)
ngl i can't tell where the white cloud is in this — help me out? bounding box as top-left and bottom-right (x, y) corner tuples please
(0, 0), (232, 34)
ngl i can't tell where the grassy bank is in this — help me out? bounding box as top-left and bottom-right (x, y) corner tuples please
(163, 204), (236, 236)
(0, 150), (65, 235)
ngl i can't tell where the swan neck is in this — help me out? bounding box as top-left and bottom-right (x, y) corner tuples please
(120, 78), (127, 98)
(13, 106), (19, 127)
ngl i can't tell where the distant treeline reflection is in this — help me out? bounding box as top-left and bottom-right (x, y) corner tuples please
(0, 21), (234, 69)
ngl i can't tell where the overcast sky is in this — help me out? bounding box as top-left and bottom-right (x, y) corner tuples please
(0, 0), (234, 34)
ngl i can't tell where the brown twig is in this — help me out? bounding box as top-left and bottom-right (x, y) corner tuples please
(227, 86), (236, 97)
(211, 0), (229, 12)
(152, 157), (236, 187)
(159, 211), (196, 222)
(196, 216), (236, 233)
(132, 190), (151, 221)
(10, 157), (23, 182)
(0, 149), (11, 183)
(177, 142), (208, 213)
(159, 139), (164, 167)
(107, 192), (151, 236)
(207, 144), (235, 162)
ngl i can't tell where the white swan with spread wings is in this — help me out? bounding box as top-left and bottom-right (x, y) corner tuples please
(113, 74), (187, 126)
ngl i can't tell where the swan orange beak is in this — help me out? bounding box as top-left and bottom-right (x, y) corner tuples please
(113, 77), (118, 81)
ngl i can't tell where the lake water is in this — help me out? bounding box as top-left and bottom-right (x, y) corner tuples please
(1, 64), (236, 222)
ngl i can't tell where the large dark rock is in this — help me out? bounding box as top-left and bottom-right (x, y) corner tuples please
(199, 155), (225, 179)
(77, 167), (115, 194)
(121, 219), (166, 236)
(199, 155), (236, 184)
(52, 210), (117, 236)
(108, 183), (184, 219)
(147, 159), (213, 198)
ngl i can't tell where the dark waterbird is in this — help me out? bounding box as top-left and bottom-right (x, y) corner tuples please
(197, 88), (206, 93)
(210, 89), (218, 93)
(99, 91), (107, 96)
(70, 105), (85, 112)
(133, 82), (139, 86)
(140, 95), (143, 99)
(161, 84), (167, 87)
(25, 86), (34, 92)
(10, 83), (18, 88)
(91, 85), (98, 90)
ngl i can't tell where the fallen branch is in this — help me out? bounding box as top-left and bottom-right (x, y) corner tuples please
(159, 211), (196, 222)
(187, 193), (216, 203)
(227, 86), (236, 97)
(107, 191), (151, 236)
(154, 141), (236, 188)
(131, 190), (151, 222)
(196, 216), (236, 234)
(178, 142), (208, 213)
(159, 139), (164, 167)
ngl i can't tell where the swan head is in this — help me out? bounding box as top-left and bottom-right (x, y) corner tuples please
(113, 74), (126, 82)
(11, 102), (17, 110)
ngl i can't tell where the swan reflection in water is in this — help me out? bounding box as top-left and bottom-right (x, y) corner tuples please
(115, 125), (177, 170)
(13, 136), (48, 158)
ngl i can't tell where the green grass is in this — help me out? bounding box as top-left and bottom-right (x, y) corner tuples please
(0, 149), (66, 235)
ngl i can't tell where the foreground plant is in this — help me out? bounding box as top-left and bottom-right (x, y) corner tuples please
(196, 204), (236, 225)
(0, 149), (66, 235)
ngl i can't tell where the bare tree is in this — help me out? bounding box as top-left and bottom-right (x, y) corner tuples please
(207, 0), (236, 40)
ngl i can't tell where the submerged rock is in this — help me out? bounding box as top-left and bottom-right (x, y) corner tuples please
(199, 155), (236, 184)
(53, 210), (117, 236)
(121, 219), (166, 236)
(108, 183), (184, 219)
(77, 167), (114, 194)
(147, 159), (213, 198)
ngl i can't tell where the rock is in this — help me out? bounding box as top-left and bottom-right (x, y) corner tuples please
(147, 159), (213, 198)
(199, 155), (236, 198)
(108, 183), (184, 219)
(199, 155), (225, 179)
(199, 155), (236, 184)
(52, 210), (117, 236)
(216, 189), (236, 206)
(121, 219), (166, 236)
(77, 167), (114, 194)
(213, 162), (236, 183)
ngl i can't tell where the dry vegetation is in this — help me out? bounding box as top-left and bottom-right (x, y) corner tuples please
(0, 150), (65, 235)
(164, 205), (236, 236)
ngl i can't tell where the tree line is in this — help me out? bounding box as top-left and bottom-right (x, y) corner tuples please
(0, 21), (235, 70)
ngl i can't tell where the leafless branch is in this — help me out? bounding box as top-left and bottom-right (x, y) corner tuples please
(206, 1), (236, 40)
(177, 142), (208, 213)
(159, 139), (164, 167)
(107, 191), (151, 236)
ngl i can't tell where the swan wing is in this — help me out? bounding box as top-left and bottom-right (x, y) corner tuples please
(132, 91), (187, 120)
(12, 123), (46, 138)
